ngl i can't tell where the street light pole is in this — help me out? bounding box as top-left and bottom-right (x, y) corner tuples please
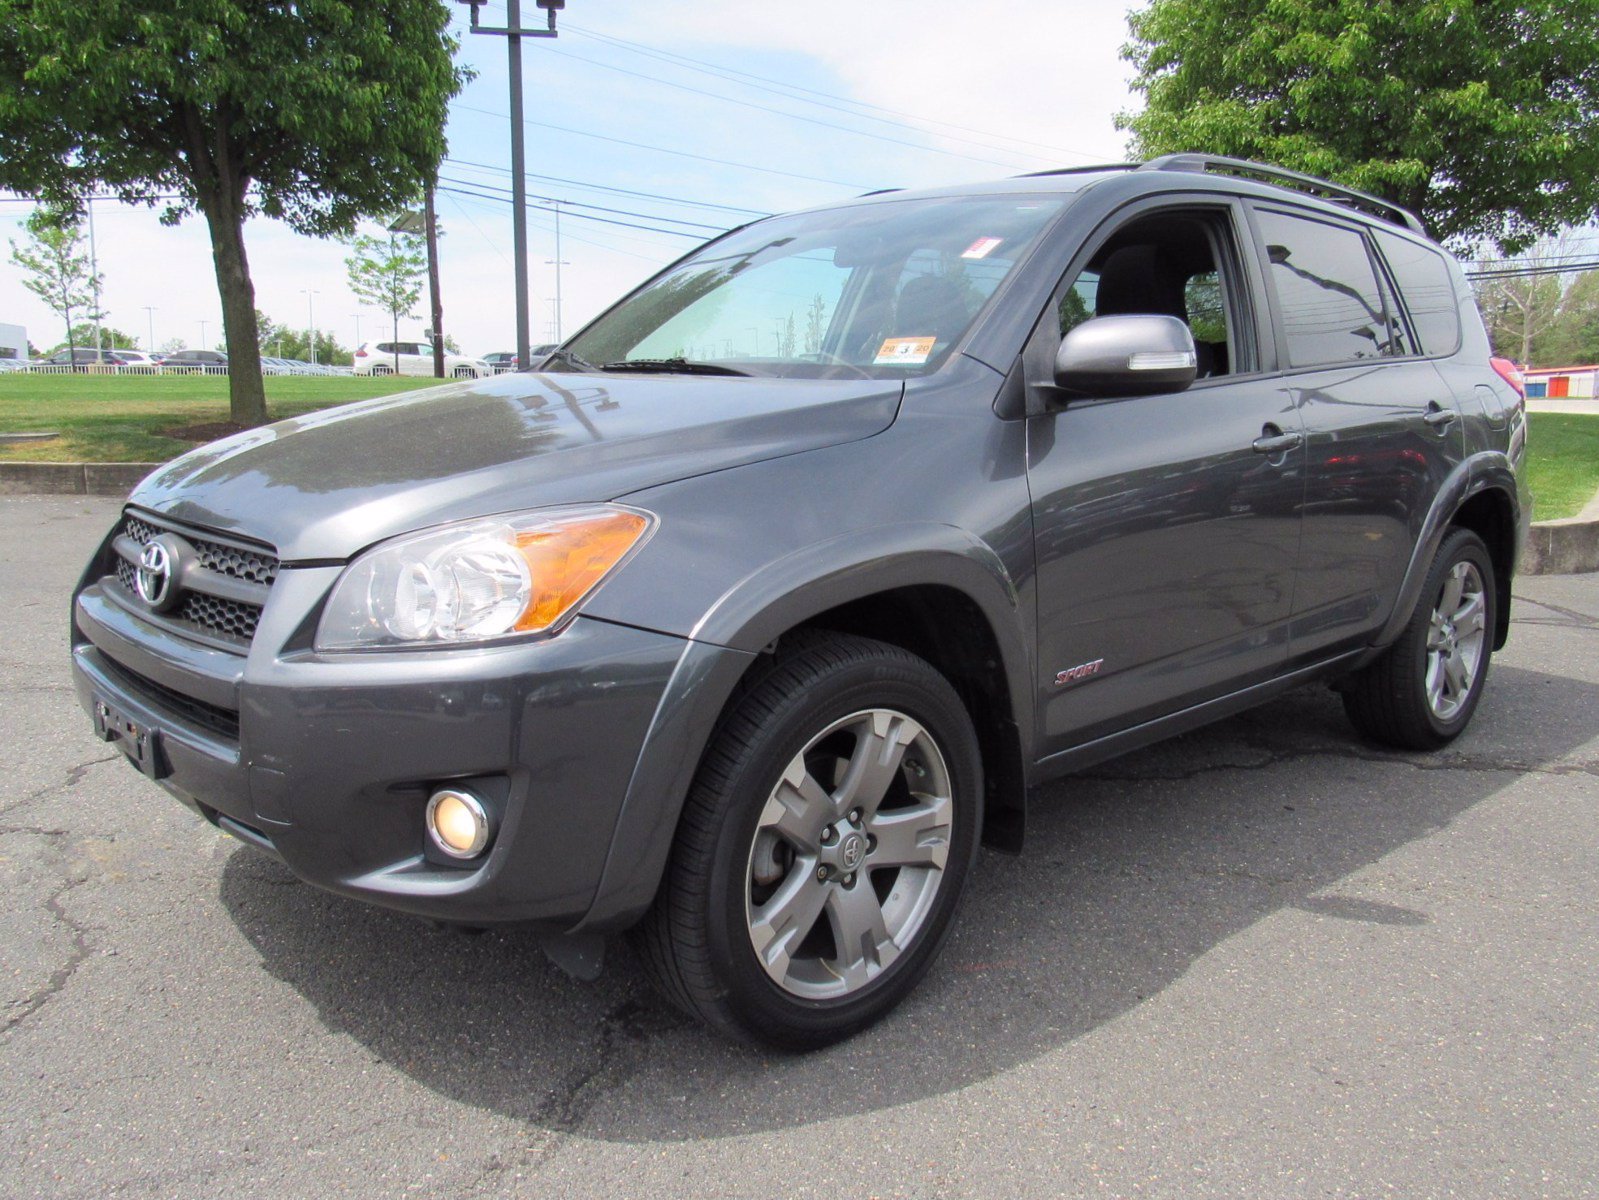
(143, 306), (156, 352)
(302, 289), (319, 365)
(85, 196), (103, 355)
(455, 0), (562, 369)
(351, 313), (362, 352)
(545, 200), (570, 343)
(199, 319), (208, 350)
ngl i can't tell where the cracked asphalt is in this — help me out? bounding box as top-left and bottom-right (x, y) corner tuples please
(2, 493), (1596, 1200)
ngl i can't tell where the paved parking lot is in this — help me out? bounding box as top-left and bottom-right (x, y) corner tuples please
(2, 493), (1596, 1199)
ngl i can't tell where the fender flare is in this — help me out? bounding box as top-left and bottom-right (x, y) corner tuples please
(1369, 451), (1522, 654)
(573, 523), (1033, 933)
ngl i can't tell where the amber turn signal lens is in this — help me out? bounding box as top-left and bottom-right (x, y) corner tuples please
(513, 509), (650, 633)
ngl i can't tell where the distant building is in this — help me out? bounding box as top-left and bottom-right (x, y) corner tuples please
(0, 322), (26, 361)
(1524, 365), (1598, 399)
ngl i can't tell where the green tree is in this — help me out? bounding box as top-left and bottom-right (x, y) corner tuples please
(0, 1), (465, 425)
(1119, 0), (1599, 252)
(257, 310), (351, 366)
(7, 208), (102, 360)
(1540, 271), (1599, 366)
(1473, 233), (1598, 364)
(345, 230), (426, 373)
(51, 323), (137, 353)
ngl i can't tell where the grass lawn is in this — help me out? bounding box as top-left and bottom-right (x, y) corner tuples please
(5, 378), (1597, 522)
(0, 373), (442, 463)
(1527, 411), (1599, 521)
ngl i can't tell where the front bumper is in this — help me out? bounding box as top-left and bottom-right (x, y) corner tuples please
(73, 571), (695, 931)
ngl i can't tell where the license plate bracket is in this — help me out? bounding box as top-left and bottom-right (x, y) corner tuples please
(93, 697), (169, 780)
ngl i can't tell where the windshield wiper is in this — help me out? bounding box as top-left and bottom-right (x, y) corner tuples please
(600, 357), (752, 377)
(538, 347), (601, 373)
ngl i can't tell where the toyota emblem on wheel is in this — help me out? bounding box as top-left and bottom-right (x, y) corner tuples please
(135, 540), (174, 609)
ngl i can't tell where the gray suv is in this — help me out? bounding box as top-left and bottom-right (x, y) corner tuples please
(71, 156), (1529, 1048)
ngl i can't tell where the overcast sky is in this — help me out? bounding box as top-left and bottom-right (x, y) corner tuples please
(0, 1), (1142, 357)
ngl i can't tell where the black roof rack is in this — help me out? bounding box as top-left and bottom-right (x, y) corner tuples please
(1016, 163), (1139, 178)
(856, 187), (904, 197)
(1143, 154), (1429, 236)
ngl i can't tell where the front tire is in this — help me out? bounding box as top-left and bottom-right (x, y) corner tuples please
(637, 633), (982, 1049)
(1343, 528), (1495, 750)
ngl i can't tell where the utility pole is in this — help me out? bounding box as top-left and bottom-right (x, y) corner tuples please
(546, 200), (570, 343)
(351, 313), (362, 352)
(302, 289), (319, 365)
(198, 319), (208, 350)
(425, 184), (445, 377)
(85, 197), (103, 354)
(455, 0), (562, 369)
(142, 306), (156, 352)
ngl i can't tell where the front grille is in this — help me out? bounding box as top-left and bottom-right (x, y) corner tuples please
(178, 592), (260, 641)
(110, 510), (278, 648)
(123, 514), (279, 588)
(98, 654), (241, 741)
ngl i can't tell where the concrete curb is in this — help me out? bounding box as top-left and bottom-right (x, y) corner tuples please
(1519, 489), (1599, 576)
(0, 461), (157, 497)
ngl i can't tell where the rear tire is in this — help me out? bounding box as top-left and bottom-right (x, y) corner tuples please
(1342, 528), (1495, 750)
(636, 633), (982, 1049)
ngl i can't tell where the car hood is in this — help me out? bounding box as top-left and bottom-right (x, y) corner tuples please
(131, 372), (903, 561)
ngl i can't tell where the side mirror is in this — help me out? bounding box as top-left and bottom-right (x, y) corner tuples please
(1051, 314), (1198, 400)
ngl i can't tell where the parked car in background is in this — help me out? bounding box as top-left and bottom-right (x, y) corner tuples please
(483, 351), (518, 374)
(35, 348), (131, 370)
(114, 350), (161, 373)
(353, 341), (489, 379)
(161, 349), (229, 375)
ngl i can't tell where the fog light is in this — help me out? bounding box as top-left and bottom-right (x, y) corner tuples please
(425, 788), (492, 859)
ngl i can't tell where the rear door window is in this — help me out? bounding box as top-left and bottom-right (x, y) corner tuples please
(1254, 209), (1400, 367)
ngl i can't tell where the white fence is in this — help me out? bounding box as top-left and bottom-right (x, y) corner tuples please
(0, 361), (354, 377)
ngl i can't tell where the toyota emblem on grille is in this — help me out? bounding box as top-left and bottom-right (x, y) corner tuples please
(135, 538), (179, 610)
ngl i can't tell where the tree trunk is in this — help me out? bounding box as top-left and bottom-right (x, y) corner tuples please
(198, 194), (267, 426)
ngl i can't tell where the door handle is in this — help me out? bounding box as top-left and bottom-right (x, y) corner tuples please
(1252, 427), (1303, 455)
(1424, 404), (1458, 428)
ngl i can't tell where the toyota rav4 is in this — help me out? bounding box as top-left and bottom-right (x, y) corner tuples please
(71, 156), (1529, 1048)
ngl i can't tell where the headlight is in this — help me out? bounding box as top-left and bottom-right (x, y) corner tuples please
(315, 505), (654, 650)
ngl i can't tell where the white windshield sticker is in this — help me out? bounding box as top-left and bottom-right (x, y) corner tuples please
(961, 236), (1004, 260)
(874, 336), (937, 365)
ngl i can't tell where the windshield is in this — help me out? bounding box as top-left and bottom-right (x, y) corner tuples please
(565, 195), (1065, 379)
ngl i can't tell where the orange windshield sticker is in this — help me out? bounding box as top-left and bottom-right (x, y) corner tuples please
(874, 336), (937, 365)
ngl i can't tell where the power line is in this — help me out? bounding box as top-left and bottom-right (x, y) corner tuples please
(1468, 261), (1599, 280)
(541, 42), (1044, 172)
(453, 101), (874, 191)
(437, 173), (727, 232)
(442, 156), (771, 217)
(564, 23), (1114, 164)
(444, 186), (674, 264)
(436, 182), (707, 239)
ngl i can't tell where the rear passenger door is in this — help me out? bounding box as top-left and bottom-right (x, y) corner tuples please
(1246, 205), (1466, 662)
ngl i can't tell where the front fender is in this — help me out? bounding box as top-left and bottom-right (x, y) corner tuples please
(573, 523), (1034, 933)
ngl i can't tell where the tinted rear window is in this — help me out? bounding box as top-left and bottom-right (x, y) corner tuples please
(1374, 230), (1462, 356)
(1256, 208), (1399, 367)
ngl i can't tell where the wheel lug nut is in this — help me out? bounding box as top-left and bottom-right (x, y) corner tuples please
(816, 865), (829, 882)
(820, 827), (835, 844)
(866, 835), (877, 852)
(842, 873), (855, 886)
(848, 809), (862, 825)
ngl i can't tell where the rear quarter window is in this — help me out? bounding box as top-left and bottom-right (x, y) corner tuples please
(1374, 230), (1463, 357)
